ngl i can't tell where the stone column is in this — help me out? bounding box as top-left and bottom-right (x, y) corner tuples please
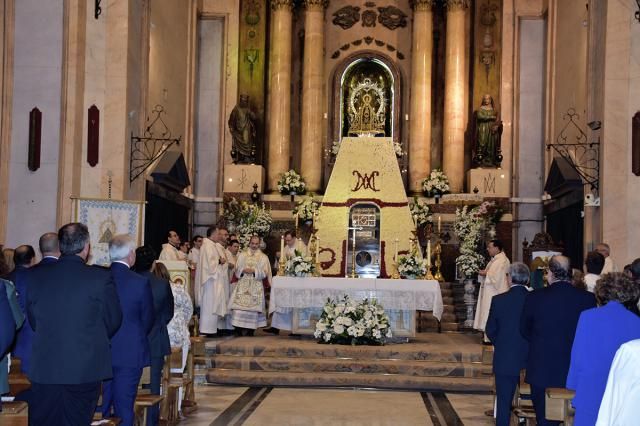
(267, 0), (294, 192)
(300, 0), (326, 193)
(409, 0), (434, 193)
(442, 0), (469, 193)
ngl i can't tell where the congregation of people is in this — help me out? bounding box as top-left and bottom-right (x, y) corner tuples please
(476, 240), (640, 425)
(0, 222), (306, 424)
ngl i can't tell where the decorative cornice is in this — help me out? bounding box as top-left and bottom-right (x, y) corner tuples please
(303, 0), (328, 11)
(445, 0), (470, 11)
(271, 0), (294, 12)
(411, 0), (435, 12)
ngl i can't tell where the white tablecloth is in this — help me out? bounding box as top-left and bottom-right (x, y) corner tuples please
(270, 277), (444, 321)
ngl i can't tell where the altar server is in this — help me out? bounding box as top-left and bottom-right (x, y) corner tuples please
(283, 230), (307, 259)
(229, 235), (271, 335)
(474, 239), (510, 340)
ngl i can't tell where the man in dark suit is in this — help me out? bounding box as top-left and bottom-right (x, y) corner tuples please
(520, 255), (597, 425)
(13, 234), (59, 376)
(486, 262), (531, 426)
(102, 235), (154, 426)
(25, 222), (123, 425)
(133, 245), (174, 426)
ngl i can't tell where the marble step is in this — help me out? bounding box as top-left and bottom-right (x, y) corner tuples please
(215, 337), (482, 363)
(206, 370), (493, 392)
(211, 355), (491, 378)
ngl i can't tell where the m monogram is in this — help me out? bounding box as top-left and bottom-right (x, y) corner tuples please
(352, 170), (380, 192)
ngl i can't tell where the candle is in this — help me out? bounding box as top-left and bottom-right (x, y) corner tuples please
(295, 212), (299, 230)
(438, 216), (441, 233)
(427, 240), (431, 267)
(316, 236), (320, 260)
(394, 238), (399, 261)
(280, 235), (285, 257)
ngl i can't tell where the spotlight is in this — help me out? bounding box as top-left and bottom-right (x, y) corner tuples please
(587, 120), (602, 131)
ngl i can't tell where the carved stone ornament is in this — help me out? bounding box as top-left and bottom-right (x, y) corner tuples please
(411, 0), (435, 12)
(362, 10), (377, 27)
(332, 5), (360, 29)
(377, 6), (408, 30)
(270, 0), (293, 11)
(445, 0), (470, 11)
(303, 0), (328, 10)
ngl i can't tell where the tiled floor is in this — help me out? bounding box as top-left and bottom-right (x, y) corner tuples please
(180, 385), (494, 426)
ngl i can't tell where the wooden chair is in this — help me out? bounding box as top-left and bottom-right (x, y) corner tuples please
(545, 387), (575, 425)
(182, 338), (201, 414)
(159, 347), (185, 423)
(0, 401), (28, 426)
(511, 372), (536, 425)
(91, 413), (122, 425)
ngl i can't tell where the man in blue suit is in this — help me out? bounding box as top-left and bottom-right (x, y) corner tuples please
(12, 233), (59, 377)
(520, 255), (596, 426)
(133, 245), (174, 426)
(26, 222), (123, 425)
(102, 235), (154, 425)
(486, 262), (531, 426)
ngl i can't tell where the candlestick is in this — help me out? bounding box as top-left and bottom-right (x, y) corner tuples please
(427, 240), (431, 266)
(315, 236), (320, 260)
(438, 215), (441, 234)
(351, 231), (357, 278)
(280, 235), (285, 256)
(394, 238), (399, 261)
(295, 212), (299, 231)
(278, 235), (286, 276)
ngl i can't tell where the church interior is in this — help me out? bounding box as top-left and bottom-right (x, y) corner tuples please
(2, 0), (640, 424)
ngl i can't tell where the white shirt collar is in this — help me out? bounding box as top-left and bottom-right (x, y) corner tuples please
(112, 260), (130, 268)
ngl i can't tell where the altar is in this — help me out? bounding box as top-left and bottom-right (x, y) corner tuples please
(270, 277), (443, 337)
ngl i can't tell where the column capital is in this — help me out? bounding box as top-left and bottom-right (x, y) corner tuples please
(445, 0), (470, 12)
(411, 0), (435, 12)
(271, 0), (294, 12)
(303, 0), (328, 11)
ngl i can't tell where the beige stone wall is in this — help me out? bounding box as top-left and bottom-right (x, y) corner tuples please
(601, 0), (640, 265)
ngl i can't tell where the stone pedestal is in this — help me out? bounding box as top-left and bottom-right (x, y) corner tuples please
(467, 168), (510, 197)
(223, 164), (265, 193)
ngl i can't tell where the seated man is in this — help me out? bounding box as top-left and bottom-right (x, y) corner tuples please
(229, 235), (270, 336)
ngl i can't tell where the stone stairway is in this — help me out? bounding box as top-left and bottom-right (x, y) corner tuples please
(202, 333), (493, 392)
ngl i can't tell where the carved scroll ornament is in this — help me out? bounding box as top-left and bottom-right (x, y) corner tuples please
(332, 5), (361, 29)
(377, 6), (408, 29)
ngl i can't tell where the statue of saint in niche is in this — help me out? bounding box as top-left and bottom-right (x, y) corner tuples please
(347, 78), (387, 137)
(229, 94), (257, 164)
(473, 94), (503, 168)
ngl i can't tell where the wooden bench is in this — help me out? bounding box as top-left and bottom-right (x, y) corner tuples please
(546, 387), (575, 425)
(91, 413), (122, 425)
(0, 401), (28, 426)
(511, 372), (535, 425)
(134, 394), (164, 425)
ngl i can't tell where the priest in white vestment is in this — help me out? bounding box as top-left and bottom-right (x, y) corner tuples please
(195, 227), (229, 335)
(229, 236), (271, 335)
(474, 240), (510, 339)
(596, 339), (640, 425)
(159, 230), (182, 261)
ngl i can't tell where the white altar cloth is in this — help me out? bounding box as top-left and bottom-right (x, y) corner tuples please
(270, 277), (443, 321)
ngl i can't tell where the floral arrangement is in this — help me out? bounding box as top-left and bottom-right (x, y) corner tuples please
(284, 250), (316, 277)
(393, 141), (405, 158)
(397, 252), (428, 279)
(314, 295), (392, 345)
(454, 205), (486, 278)
(223, 197), (273, 248)
(293, 195), (319, 221)
(476, 200), (504, 226)
(409, 197), (433, 227)
(277, 169), (306, 195)
(421, 169), (451, 197)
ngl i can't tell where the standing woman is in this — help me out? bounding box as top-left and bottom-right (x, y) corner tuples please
(566, 272), (640, 425)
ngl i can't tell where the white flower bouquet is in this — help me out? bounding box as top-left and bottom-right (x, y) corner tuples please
(223, 197), (273, 248)
(293, 196), (319, 222)
(397, 253), (428, 279)
(409, 197), (433, 227)
(421, 169), (451, 197)
(277, 169), (306, 195)
(284, 251), (316, 277)
(393, 141), (405, 158)
(454, 205), (486, 278)
(314, 295), (392, 345)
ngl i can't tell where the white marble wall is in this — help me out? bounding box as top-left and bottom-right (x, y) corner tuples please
(5, 0), (63, 249)
(515, 19), (546, 260)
